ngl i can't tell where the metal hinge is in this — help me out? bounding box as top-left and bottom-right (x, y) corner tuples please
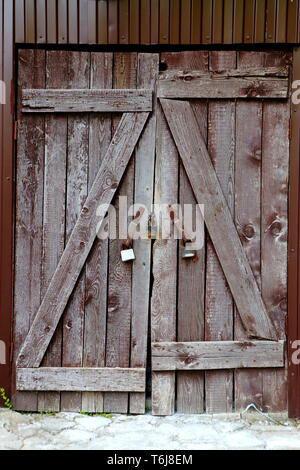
(10, 342), (14, 363)
(14, 120), (19, 140)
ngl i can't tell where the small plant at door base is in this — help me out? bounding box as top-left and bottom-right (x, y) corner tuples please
(80, 411), (113, 418)
(0, 388), (12, 409)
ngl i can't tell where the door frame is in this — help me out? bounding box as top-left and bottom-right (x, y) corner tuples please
(1, 44), (300, 417)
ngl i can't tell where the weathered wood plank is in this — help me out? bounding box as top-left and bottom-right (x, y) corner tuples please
(17, 111), (149, 369)
(234, 51), (265, 411)
(174, 51), (209, 415)
(82, 52), (113, 413)
(159, 66), (289, 79)
(151, 101), (178, 416)
(17, 368), (146, 392)
(160, 98), (277, 341)
(157, 75), (288, 99)
(261, 101), (289, 411)
(152, 341), (285, 370)
(13, 49), (46, 411)
(22, 88), (152, 112)
(38, 50), (68, 412)
(104, 52), (137, 414)
(61, 51), (90, 413)
(130, 53), (159, 414)
(205, 51), (236, 413)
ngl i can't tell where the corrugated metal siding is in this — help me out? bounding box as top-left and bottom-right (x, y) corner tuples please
(9, 0), (300, 45)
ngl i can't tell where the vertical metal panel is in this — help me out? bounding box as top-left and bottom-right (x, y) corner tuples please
(150, 0), (159, 44)
(47, 0), (57, 43)
(233, 0), (244, 43)
(119, 0), (129, 44)
(288, 47), (300, 418)
(58, 0), (68, 44)
(244, 0), (255, 43)
(68, 0), (79, 44)
(266, 0), (277, 43)
(191, 0), (201, 44)
(88, 0), (97, 44)
(159, 0), (170, 44)
(0, 0), (14, 403)
(181, 0), (191, 44)
(223, 0), (234, 43)
(140, 0), (151, 43)
(130, 0), (140, 43)
(79, 0), (89, 44)
(25, 0), (35, 42)
(254, 0), (266, 42)
(108, 0), (118, 44)
(15, 0), (25, 43)
(202, 0), (213, 44)
(213, 0), (224, 44)
(276, 0), (287, 43)
(287, 0), (298, 43)
(98, 0), (108, 44)
(36, 0), (46, 44)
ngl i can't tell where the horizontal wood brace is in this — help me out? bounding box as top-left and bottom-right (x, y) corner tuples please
(158, 72), (288, 99)
(22, 88), (153, 112)
(152, 341), (285, 371)
(16, 367), (146, 392)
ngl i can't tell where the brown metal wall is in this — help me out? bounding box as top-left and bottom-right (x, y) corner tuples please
(1, 0), (300, 413)
(9, 0), (300, 45)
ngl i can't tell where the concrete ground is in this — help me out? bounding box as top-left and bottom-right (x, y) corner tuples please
(0, 408), (300, 450)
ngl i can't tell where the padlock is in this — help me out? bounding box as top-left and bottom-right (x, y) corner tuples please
(121, 238), (135, 262)
(179, 241), (197, 260)
(121, 248), (136, 262)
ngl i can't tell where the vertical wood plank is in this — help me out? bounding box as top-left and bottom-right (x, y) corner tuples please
(205, 51), (236, 413)
(38, 51), (68, 412)
(151, 102), (178, 416)
(60, 52), (90, 412)
(104, 52), (137, 413)
(81, 52), (113, 413)
(234, 51), (263, 411)
(14, 50), (45, 411)
(261, 102), (289, 412)
(129, 53), (159, 414)
(169, 52), (208, 414)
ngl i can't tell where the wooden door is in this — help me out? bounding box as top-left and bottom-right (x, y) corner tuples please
(14, 50), (157, 414)
(151, 50), (291, 415)
(13, 49), (291, 415)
